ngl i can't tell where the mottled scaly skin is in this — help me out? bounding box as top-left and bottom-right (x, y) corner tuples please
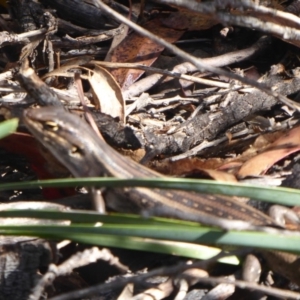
(23, 107), (300, 286)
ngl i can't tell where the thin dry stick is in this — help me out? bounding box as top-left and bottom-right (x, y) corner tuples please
(0, 28), (47, 47)
(30, 247), (128, 300)
(93, 60), (232, 88)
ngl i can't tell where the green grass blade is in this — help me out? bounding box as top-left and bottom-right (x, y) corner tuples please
(0, 209), (202, 226)
(0, 118), (18, 139)
(0, 223), (299, 254)
(0, 177), (300, 206)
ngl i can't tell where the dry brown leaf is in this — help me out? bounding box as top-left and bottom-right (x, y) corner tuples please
(217, 131), (286, 176)
(238, 126), (300, 178)
(87, 65), (125, 123)
(43, 59), (125, 122)
(109, 18), (183, 90)
(151, 157), (225, 175)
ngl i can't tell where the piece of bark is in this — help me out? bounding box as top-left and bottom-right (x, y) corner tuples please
(0, 236), (53, 300)
(0, 201), (68, 300)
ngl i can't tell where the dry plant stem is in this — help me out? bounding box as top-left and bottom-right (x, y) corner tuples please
(159, 0), (300, 45)
(54, 26), (124, 48)
(0, 86), (24, 92)
(158, 0), (300, 26)
(93, 61), (232, 89)
(213, 0), (300, 28)
(44, 39), (55, 72)
(30, 247), (128, 300)
(0, 28), (47, 47)
(49, 250), (300, 300)
(124, 34), (271, 98)
(131, 96), (199, 115)
(48, 58), (230, 88)
(218, 14), (300, 42)
(200, 276), (235, 300)
(60, 46), (107, 58)
(92, 0), (299, 110)
(242, 0), (300, 27)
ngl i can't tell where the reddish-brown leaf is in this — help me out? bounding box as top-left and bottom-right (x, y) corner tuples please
(238, 126), (300, 177)
(109, 18), (184, 90)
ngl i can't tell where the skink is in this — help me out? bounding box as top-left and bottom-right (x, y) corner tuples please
(23, 107), (300, 285)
